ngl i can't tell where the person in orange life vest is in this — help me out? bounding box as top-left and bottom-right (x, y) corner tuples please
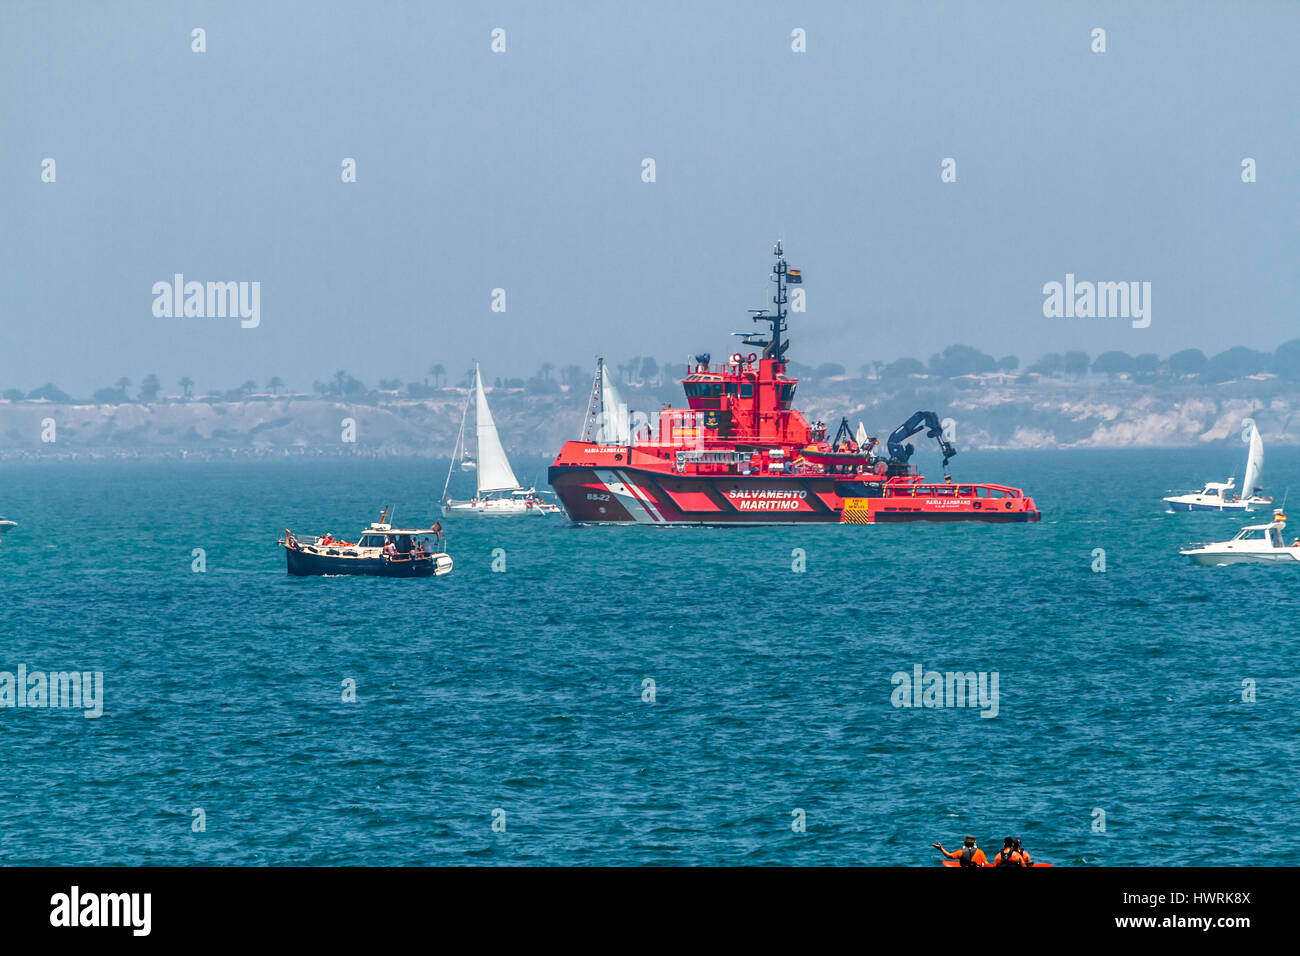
(1014, 838), (1032, 867)
(934, 835), (986, 866)
(991, 837), (1027, 867)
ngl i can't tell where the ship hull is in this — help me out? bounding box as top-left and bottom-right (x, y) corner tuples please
(1181, 548), (1300, 566)
(549, 465), (1040, 525)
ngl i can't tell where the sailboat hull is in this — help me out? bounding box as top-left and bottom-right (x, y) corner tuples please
(1164, 496), (1271, 513)
(443, 496), (559, 517)
(1166, 499), (1254, 513)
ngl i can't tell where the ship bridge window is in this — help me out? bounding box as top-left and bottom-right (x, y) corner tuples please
(724, 382), (737, 396)
(777, 383), (796, 405)
(685, 382), (723, 399)
(740, 383), (753, 398)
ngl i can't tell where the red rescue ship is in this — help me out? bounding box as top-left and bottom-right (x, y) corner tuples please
(548, 242), (1040, 525)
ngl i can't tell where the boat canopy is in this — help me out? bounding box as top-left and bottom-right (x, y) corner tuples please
(1192, 480), (1234, 496)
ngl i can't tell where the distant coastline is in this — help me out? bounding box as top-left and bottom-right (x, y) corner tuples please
(3, 370), (1296, 461)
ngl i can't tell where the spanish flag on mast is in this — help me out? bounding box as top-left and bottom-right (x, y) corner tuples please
(787, 268), (803, 284)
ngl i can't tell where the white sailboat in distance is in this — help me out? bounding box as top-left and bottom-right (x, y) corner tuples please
(442, 364), (562, 517)
(1163, 418), (1273, 513)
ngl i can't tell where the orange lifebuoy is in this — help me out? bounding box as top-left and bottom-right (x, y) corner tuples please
(731, 352), (743, 365)
(747, 352), (758, 363)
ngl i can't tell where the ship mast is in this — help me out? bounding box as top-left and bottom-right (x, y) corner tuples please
(769, 239), (789, 365)
(742, 240), (792, 365)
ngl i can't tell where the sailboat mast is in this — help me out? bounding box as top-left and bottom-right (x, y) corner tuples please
(581, 358), (604, 441)
(474, 362), (483, 497)
(442, 387), (471, 501)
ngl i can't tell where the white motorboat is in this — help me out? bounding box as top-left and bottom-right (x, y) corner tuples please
(1163, 420), (1271, 513)
(442, 363), (562, 517)
(1181, 510), (1300, 566)
(0, 517), (16, 541)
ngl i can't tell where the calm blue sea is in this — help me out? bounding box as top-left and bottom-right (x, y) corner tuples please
(1, 449), (1298, 866)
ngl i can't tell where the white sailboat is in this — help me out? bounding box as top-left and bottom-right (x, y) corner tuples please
(442, 364), (562, 517)
(578, 357), (643, 444)
(1163, 419), (1272, 513)
(595, 358), (631, 443)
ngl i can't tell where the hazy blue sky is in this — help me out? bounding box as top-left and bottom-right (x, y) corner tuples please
(3, 1), (1297, 393)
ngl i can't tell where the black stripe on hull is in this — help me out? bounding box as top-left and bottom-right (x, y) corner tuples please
(285, 548), (436, 577)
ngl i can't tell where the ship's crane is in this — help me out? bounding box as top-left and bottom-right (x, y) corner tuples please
(887, 411), (957, 468)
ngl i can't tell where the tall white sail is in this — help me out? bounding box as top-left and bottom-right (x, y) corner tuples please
(474, 364), (521, 494)
(1243, 423), (1264, 498)
(598, 362), (631, 444)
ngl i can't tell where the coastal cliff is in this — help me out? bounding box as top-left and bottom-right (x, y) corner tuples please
(2, 374), (1295, 461)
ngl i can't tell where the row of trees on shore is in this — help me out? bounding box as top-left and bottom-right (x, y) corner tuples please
(6, 341), (1300, 404)
(804, 340), (1300, 385)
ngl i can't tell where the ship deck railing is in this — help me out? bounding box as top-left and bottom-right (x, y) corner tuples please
(887, 481), (1024, 498)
